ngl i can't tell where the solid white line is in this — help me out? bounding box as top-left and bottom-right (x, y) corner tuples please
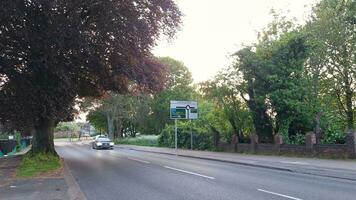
(126, 157), (150, 164)
(163, 166), (215, 180)
(257, 189), (303, 200)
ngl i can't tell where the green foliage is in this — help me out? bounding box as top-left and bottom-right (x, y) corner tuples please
(320, 119), (346, 144)
(115, 135), (158, 147)
(17, 153), (61, 178)
(54, 122), (79, 132)
(148, 57), (196, 134)
(158, 121), (213, 150)
(305, 0), (355, 130)
(83, 92), (155, 139)
(85, 3), (354, 147)
(195, 101), (232, 139)
(233, 47), (275, 142)
(87, 111), (107, 133)
(289, 134), (306, 145)
(0, 0), (181, 153)
(200, 70), (253, 141)
(85, 92), (153, 139)
(322, 131), (346, 144)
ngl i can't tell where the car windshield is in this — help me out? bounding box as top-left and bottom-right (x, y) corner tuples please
(97, 138), (110, 142)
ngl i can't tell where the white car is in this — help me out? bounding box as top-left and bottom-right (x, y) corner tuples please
(92, 135), (114, 149)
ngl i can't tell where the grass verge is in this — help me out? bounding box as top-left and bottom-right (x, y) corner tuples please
(16, 152), (61, 178)
(115, 135), (158, 147)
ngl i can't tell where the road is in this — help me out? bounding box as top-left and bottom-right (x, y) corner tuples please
(56, 142), (356, 200)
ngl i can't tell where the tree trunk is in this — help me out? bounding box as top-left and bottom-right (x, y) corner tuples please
(242, 80), (274, 143)
(345, 86), (354, 130)
(114, 119), (123, 139)
(341, 45), (354, 131)
(314, 112), (323, 144)
(106, 114), (114, 140)
(245, 98), (273, 143)
(229, 118), (241, 140)
(31, 119), (56, 155)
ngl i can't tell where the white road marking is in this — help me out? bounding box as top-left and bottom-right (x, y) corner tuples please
(163, 166), (215, 180)
(126, 157), (150, 164)
(257, 189), (303, 200)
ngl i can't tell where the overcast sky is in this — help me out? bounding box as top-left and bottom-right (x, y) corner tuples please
(153, 0), (319, 83)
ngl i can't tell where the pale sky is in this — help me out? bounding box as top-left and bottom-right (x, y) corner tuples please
(153, 0), (319, 83)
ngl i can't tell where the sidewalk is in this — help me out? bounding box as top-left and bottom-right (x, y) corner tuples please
(117, 145), (356, 181)
(0, 155), (86, 200)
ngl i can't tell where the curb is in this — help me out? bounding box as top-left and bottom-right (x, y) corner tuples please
(117, 146), (292, 172)
(63, 161), (87, 200)
(117, 146), (356, 182)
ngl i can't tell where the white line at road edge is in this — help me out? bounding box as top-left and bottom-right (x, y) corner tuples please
(163, 166), (215, 180)
(257, 189), (303, 200)
(126, 157), (150, 164)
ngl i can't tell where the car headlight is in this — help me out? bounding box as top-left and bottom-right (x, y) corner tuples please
(110, 142), (114, 146)
(96, 142), (102, 146)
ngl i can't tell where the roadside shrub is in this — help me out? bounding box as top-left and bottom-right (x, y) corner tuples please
(289, 133), (305, 145)
(322, 131), (345, 144)
(158, 122), (214, 150)
(158, 128), (172, 147)
(115, 135), (158, 147)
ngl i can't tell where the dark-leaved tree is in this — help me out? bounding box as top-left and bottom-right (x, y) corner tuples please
(0, 0), (181, 154)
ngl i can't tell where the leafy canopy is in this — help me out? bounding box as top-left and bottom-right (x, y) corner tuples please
(0, 0), (182, 132)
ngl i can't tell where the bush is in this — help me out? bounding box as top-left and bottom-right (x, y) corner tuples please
(158, 122), (213, 150)
(115, 135), (158, 147)
(322, 131), (346, 144)
(289, 133), (305, 145)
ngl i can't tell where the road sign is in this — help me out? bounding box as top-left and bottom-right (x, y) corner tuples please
(170, 101), (198, 152)
(170, 101), (198, 120)
(170, 108), (186, 119)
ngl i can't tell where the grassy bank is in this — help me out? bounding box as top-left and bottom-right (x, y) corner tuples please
(115, 135), (158, 147)
(16, 153), (61, 178)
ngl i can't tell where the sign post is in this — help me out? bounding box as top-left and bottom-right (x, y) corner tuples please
(175, 119), (178, 153)
(170, 101), (198, 153)
(190, 119), (193, 150)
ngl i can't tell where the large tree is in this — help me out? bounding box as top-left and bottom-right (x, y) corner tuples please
(86, 92), (149, 139)
(233, 48), (274, 142)
(149, 57), (195, 134)
(306, 0), (355, 131)
(233, 30), (309, 142)
(0, 0), (181, 154)
(200, 69), (253, 142)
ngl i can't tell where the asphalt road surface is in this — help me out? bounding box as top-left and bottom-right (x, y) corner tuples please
(56, 142), (356, 200)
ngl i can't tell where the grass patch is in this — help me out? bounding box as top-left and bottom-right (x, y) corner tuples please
(115, 135), (158, 147)
(17, 152), (61, 178)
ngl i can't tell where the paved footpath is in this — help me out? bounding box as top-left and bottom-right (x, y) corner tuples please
(117, 145), (356, 181)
